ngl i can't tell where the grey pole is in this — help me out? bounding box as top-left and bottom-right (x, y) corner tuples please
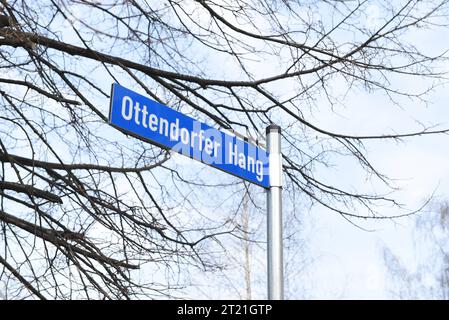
(266, 124), (283, 300)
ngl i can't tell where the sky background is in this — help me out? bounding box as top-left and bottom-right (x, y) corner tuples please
(300, 43), (449, 299)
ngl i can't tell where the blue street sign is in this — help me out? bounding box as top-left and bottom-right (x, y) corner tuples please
(109, 83), (270, 188)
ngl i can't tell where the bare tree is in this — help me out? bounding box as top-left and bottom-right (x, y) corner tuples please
(0, 0), (449, 299)
(384, 202), (449, 299)
(242, 188), (252, 300)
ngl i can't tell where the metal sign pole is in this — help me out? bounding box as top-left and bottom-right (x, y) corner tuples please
(266, 125), (283, 300)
